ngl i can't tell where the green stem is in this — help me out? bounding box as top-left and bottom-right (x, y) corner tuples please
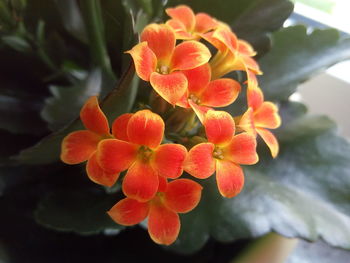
(80, 0), (116, 81)
(231, 233), (298, 263)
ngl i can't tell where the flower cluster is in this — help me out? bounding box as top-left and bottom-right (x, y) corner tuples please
(61, 5), (281, 246)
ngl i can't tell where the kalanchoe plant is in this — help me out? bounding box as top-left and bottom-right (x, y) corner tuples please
(1, 0), (350, 262)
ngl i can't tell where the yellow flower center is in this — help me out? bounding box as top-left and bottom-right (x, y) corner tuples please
(213, 147), (224, 160)
(189, 94), (201, 104)
(156, 65), (170, 74)
(138, 145), (153, 162)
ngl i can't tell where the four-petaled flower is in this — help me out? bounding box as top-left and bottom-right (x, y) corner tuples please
(97, 110), (187, 202)
(61, 96), (119, 187)
(108, 177), (202, 245)
(184, 110), (258, 198)
(127, 23), (211, 106)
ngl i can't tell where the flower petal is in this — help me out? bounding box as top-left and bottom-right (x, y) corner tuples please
(216, 160), (244, 198)
(238, 108), (257, 136)
(211, 26), (238, 54)
(188, 99), (211, 123)
(61, 130), (100, 164)
(165, 5), (195, 31)
(127, 109), (164, 149)
(195, 13), (218, 33)
(166, 19), (193, 39)
(148, 203), (180, 245)
(171, 40), (211, 71)
(254, 102), (281, 129)
(184, 143), (216, 179)
(80, 96), (109, 135)
(122, 161), (159, 202)
(224, 133), (258, 165)
(204, 110), (235, 146)
(97, 139), (138, 173)
(200, 78), (241, 107)
(150, 71), (188, 106)
(247, 86), (264, 110)
(151, 144), (187, 179)
(141, 24), (175, 62)
(182, 63), (211, 95)
(241, 55), (262, 75)
(256, 127), (279, 158)
(238, 39), (256, 56)
(108, 198), (149, 226)
(163, 179), (202, 213)
(86, 152), (120, 187)
(126, 42), (157, 81)
(112, 113), (133, 141)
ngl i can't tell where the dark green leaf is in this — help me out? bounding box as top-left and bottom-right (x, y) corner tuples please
(170, 102), (350, 253)
(1, 35), (31, 52)
(35, 189), (123, 235)
(259, 26), (350, 101)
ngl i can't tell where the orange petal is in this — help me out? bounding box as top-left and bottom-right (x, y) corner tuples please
(246, 70), (259, 90)
(166, 19), (193, 39)
(158, 175), (168, 192)
(256, 128), (279, 158)
(211, 26), (238, 54)
(97, 139), (138, 173)
(86, 152), (120, 187)
(141, 23), (175, 62)
(195, 13), (218, 33)
(61, 130), (100, 164)
(242, 55), (262, 75)
(122, 161), (159, 202)
(188, 99), (211, 123)
(238, 39), (256, 56)
(216, 160), (244, 198)
(166, 5), (195, 31)
(80, 96), (110, 135)
(163, 179), (202, 213)
(254, 102), (281, 129)
(171, 40), (211, 71)
(112, 113), (133, 141)
(152, 144), (187, 179)
(204, 110), (235, 146)
(184, 143), (216, 179)
(150, 71), (188, 106)
(108, 198), (149, 226)
(224, 133), (258, 165)
(200, 78), (241, 107)
(126, 42), (157, 81)
(238, 108), (257, 136)
(148, 203), (180, 245)
(127, 109), (164, 149)
(182, 63), (211, 95)
(247, 86), (264, 110)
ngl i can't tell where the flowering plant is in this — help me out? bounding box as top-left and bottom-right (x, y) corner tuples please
(1, 0), (350, 262)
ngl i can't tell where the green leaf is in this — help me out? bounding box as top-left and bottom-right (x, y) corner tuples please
(170, 102), (350, 254)
(1, 35), (31, 52)
(41, 69), (102, 131)
(14, 64), (138, 165)
(259, 26), (350, 101)
(35, 189), (123, 235)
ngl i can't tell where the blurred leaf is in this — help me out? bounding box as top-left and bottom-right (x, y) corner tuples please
(1, 35), (31, 52)
(14, 63), (138, 165)
(169, 102), (350, 254)
(41, 69), (102, 131)
(259, 26), (350, 101)
(35, 189), (123, 235)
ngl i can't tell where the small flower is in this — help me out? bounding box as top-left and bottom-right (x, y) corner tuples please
(238, 86), (282, 158)
(177, 63), (241, 122)
(127, 23), (211, 105)
(165, 5), (218, 40)
(184, 110), (258, 198)
(108, 178), (202, 245)
(97, 110), (188, 202)
(60, 96), (118, 187)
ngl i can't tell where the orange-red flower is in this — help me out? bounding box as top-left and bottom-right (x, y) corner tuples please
(96, 110), (187, 202)
(60, 96), (119, 187)
(184, 110), (258, 198)
(238, 86), (281, 158)
(176, 63), (241, 122)
(165, 5), (218, 40)
(127, 23), (211, 105)
(108, 177), (202, 245)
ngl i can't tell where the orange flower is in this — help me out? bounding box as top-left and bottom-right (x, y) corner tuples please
(184, 110), (258, 198)
(127, 23), (211, 105)
(96, 110), (188, 202)
(177, 63), (241, 122)
(238, 86), (281, 158)
(108, 178), (202, 245)
(202, 25), (262, 80)
(165, 5), (218, 40)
